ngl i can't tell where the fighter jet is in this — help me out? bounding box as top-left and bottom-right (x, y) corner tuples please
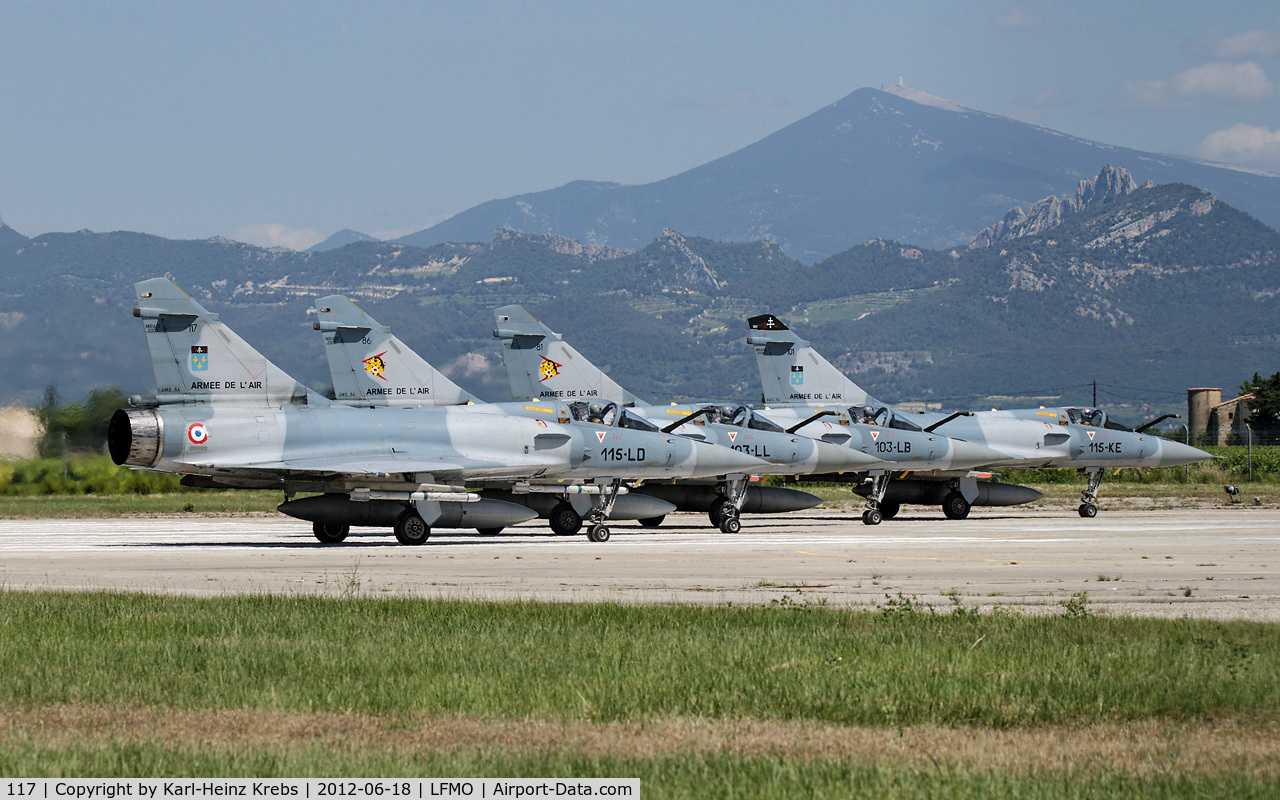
(492, 306), (1009, 528)
(310, 294), (730, 533)
(108, 279), (767, 545)
(745, 313), (1211, 518)
(311, 295), (801, 533)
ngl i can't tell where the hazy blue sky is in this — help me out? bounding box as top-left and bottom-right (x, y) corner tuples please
(2, 0), (1277, 248)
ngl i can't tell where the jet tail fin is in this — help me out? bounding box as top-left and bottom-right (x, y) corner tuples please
(133, 278), (326, 407)
(313, 296), (479, 407)
(492, 305), (644, 405)
(745, 313), (877, 407)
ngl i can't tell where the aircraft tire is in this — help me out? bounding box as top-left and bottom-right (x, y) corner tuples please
(312, 522), (350, 544)
(942, 491), (971, 520)
(549, 502), (583, 536)
(861, 508), (882, 526)
(879, 500), (901, 520)
(719, 516), (742, 534)
(708, 498), (733, 528)
(1078, 503), (1098, 518)
(477, 527), (503, 536)
(394, 510), (430, 545)
(638, 516), (665, 528)
(587, 524), (611, 543)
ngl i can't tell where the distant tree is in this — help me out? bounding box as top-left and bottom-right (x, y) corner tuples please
(1239, 372), (1280, 427)
(35, 384), (61, 457)
(37, 385), (130, 456)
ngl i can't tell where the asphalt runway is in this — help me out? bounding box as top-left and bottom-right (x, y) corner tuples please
(1, 508), (1277, 619)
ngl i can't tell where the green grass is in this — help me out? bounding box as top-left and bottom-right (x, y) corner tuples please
(997, 446), (1280, 485)
(0, 745), (1272, 798)
(2, 592), (1276, 726)
(0, 455), (281, 515)
(0, 455), (185, 495)
(798, 288), (941, 324)
(0, 491), (282, 517)
(3, 592), (1276, 791)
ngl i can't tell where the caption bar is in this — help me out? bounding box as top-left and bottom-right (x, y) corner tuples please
(3, 782), (638, 800)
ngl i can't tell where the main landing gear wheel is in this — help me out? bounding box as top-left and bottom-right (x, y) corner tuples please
(1078, 503), (1098, 518)
(477, 527), (503, 536)
(861, 508), (882, 526)
(549, 502), (583, 536)
(394, 509), (430, 545)
(638, 516), (665, 528)
(719, 515), (742, 534)
(942, 491), (971, 520)
(879, 500), (901, 520)
(587, 524), (611, 542)
(312, 522), (350, 544)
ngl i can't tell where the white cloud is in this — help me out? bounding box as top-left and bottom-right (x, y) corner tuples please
(668, 90), (787, 110)
(1113, 62), (1274, 108)
(1193, 28), (1280, 60)
(1198, 123), (1280, 163)
(991, 6), (1043, 31)
(232, 223), (323, 251)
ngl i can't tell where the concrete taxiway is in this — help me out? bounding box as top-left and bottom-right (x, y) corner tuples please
(0, 508), (1276, 620)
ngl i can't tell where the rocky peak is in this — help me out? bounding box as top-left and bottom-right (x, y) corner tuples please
(1076, 164), (1139, 208)
(970, 165), (1145, 249)
(652, 228), (725, 290)
(490, 228), (627, 262)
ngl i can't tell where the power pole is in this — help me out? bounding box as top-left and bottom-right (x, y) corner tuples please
(1092, 380), (1097, 407)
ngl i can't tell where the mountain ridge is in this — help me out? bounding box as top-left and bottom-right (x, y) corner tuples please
(394, 86), (1280, 262)
(0, 170), (1275, 415)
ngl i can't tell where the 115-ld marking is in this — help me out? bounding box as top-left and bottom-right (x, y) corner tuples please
(600, 447), (646, 462)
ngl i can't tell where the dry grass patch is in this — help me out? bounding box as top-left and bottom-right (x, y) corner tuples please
(3, 705), (1277, 778)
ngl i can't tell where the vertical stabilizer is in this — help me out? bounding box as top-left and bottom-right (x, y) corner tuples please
(745, 313), (877, 407)
(492, 305), (645, 405)
(133, 278), (325, 407)
(313, 295), (479, 407)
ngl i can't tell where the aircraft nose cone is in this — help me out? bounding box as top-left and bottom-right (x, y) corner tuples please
(1156, 440), (1213, 467)
(814, 440), (882, 472)
(948, 440), (1009, 470)
(689, 440), (770, 478)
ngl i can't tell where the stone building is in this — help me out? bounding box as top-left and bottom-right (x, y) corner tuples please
(1187, 387), (1257, 446)
(0, 405), (40, 458)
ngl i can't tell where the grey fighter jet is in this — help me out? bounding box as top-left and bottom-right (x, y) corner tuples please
(107, 279), (766, 545)
(492, 306), (1010, 528)
(309, 294), (723, 532)
(745, 313), (1211, 518)
(314, 299), (887, 532)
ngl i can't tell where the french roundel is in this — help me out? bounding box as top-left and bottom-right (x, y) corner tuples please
(187, 422), (209, 445)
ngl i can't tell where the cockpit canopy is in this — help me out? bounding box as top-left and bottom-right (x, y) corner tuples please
(568, 400), (657, 431)
(1064, 407), (1133, 432)
(703, 403), (784, 432)
(848, 405), (922, 431)
(570, 400), (617, 426)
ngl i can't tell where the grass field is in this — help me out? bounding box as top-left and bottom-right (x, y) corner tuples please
(1, 592), (1277, 794)
(0, 491), (282, 518)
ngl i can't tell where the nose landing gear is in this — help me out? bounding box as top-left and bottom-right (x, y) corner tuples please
(710, 476), (751, 533)
(583, 479), (623, 542)
(860, 472), (891, 525)
(1079, 468), (1103, 518)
